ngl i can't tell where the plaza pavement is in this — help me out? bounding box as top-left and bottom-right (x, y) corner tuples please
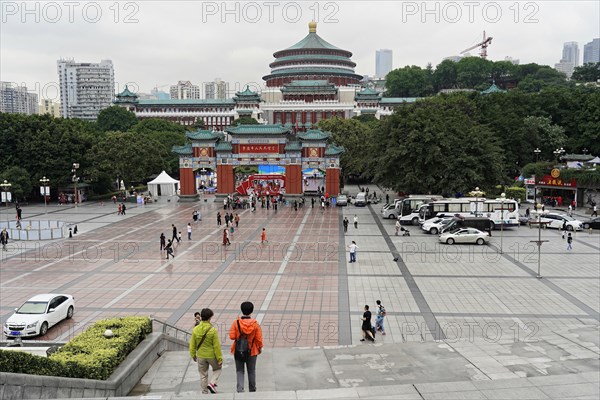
(1, 186), (599, 399)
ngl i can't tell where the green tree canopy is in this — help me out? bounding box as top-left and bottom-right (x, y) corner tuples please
(572, 62), (600, 82)
(0, 166), (32, 202)
(385, 65), (434, 97)
(96, 106), (138, 133)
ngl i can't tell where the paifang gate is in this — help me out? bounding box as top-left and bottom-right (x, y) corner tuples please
(172, 124), (344, 200)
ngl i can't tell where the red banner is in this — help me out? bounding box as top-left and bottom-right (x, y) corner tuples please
(239, 144), (279, 153)
(537, 175), (577, 188)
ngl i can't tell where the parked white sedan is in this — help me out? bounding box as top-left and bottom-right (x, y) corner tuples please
(3, 294), (75, 338)
(439, 228), (490, 245)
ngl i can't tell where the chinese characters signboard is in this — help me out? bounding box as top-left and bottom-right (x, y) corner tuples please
(238, 144), (279, 153)
(537, 175), (577, 188)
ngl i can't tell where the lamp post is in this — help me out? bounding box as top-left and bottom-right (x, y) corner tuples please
(530, 203), (548, 279)
(472, 187), (484, 217)
(0, 180), (12, 224)
(71, 163), (79, 206)
(500, 192), (506, 254)
(582, 148), (588, 155)
(39, 176), (50, 215)
(553, 147), (565, 162)
(534, 147), (541, 162)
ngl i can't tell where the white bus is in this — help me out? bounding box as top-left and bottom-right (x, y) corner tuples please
(417, 198), (520, 228)
(382, 195), (443, 225)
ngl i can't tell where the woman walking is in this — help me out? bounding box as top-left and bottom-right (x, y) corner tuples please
(160, 233), (166, 252)
(189, 308), (222, 394)
(223, 229), (230, 246)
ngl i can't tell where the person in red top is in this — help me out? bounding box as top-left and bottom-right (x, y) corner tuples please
(229, 301), (263, 393)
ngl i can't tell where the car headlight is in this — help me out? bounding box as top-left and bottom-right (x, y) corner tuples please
(26, 321), (39, 329)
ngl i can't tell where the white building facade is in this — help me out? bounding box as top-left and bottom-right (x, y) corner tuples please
(0, 82), (38, 115)
(170, 81), (201, 100)
(57, 59), (115, 121)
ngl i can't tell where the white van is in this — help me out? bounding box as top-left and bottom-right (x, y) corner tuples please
(354, 192), (367, 207)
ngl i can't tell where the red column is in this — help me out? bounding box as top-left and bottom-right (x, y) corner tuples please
(217, 165), (234, 194)
(179, 168), (195, 196)
(325, 168), (340, 196)
(286, 165), (302, 194)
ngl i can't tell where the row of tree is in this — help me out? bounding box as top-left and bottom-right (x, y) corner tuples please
(319, 85), (599, 196)
(384, 59), (600, 97)
(0, 107), (188, 201)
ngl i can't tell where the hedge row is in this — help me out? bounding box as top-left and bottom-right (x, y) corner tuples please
(0, 316), (152, 380)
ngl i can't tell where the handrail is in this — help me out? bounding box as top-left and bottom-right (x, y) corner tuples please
(151, 317), (192, 343)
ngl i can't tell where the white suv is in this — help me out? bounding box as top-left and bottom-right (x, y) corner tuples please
(421, 216), (454, 234)
(530, 213), (583, 231)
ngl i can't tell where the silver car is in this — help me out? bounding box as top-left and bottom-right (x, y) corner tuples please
(336, 195), (348, 206)
(439, 228), (490, 245)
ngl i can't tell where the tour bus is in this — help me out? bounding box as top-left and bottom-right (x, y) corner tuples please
(381, 195), (444, 225)
(417, 197), (520, 228)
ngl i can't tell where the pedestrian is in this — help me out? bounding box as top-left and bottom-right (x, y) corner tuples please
(294, 200), (298, 211)
(568, 204), (572, 217)
(223, 229), (231, 246)
(194, 311), (201, 327)
(118, 203), (122, 215)
(217, 212), (222, 226)
(229, 302), (263, 393)
(567, 232), (573, 251)
(354, 215), (358, 229)
(375, 300), (386, 335)
(16, 206), (22, 221)
(525, 207), (530, 218)
(225, 213), (230, 227)
(165, 239), (175, 259)
(172, 224), (178, 242)
(311, 198), (315, 208)
(386, 193), (389, 204)
(592, 204), (598, 217)
(360, 305), (375, 342)
(562, 221), (567, 239)
(235, 213), (240, 228)
(395, 220), (401, 236)
(160, 233), (166, 251)
(261, 228), (267, 244)
(224, 198), (228, 210)
(321, 199), (325, 210)
(178, 231), (182, 243)
(122, 203), (126, 215)
(187, 223), (192, 240)
(0, 228), (9, 251)
(190, 308), (222, 394)
(348, 240), (358, 263)
(193, 210), (198, 224)
(343, 217), (349, 233)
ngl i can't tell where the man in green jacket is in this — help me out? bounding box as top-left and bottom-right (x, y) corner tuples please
(189, 308), (222, 394)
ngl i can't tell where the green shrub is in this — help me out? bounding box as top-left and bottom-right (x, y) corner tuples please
(505, 187), (526, 203)
(0, 316), (151, 380)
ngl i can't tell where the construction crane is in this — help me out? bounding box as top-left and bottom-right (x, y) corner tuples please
(461, 31), (493, 59)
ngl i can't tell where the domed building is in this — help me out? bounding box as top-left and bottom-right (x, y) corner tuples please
(263, 21), (363, 87)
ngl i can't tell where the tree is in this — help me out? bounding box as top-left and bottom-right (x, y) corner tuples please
(369, 95), (504, 195)
(432, 59), (457, 91)
(385, 66), (434, 97)
(1, 166), (32, 202)
(130, 118), (187, 175)
(523, 116), (567, 157)
(96, 106), (138, 133)
(572, 62), (600, 82)
(455, 57), (492, 88)
(231, 117), (260, 126)
(88, 131), (169, 186)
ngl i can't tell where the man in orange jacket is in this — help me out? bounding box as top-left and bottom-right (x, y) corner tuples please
(229, 301), (263, 393)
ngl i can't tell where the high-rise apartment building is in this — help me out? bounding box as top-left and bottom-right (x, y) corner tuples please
(375, 49), (393, 78)
(57, 59), (115, 121)
(39, 99), (61, 117)
(562, 42), (580, 67)
(0, 82), (38, 114)
(554, 60), (575, 79)
(170, 81), (201, 100)
(204, 78), (229, 99)
(583, 38), (600, 64)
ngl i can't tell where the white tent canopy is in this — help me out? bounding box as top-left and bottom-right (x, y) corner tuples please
(147, 171), (179, 197)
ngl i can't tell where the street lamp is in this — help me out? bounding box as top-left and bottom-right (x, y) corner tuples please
(582, 148), (588, 155)
(530, 203), (549, 279)
(1, 180), (12, 224)
(499, 192), (506, 254)
(553, 147), (565, 161)
(472, 187), (484, 217)
(71, 163), (80, 206)
(534, 148), (541, 162)
(39, 176), (50, 215)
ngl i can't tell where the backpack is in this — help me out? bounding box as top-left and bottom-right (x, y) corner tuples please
(235, 319), (250, 360)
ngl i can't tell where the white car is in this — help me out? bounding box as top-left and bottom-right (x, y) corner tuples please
(439, 228), (490, 245)
(336, 195), (348, 206)
(528, 213), (583, 231)
(421, 216), (454, 234)
(3, 294), (75, 338)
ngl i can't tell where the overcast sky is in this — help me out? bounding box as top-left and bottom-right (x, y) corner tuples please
(1, 0), (598, 100)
